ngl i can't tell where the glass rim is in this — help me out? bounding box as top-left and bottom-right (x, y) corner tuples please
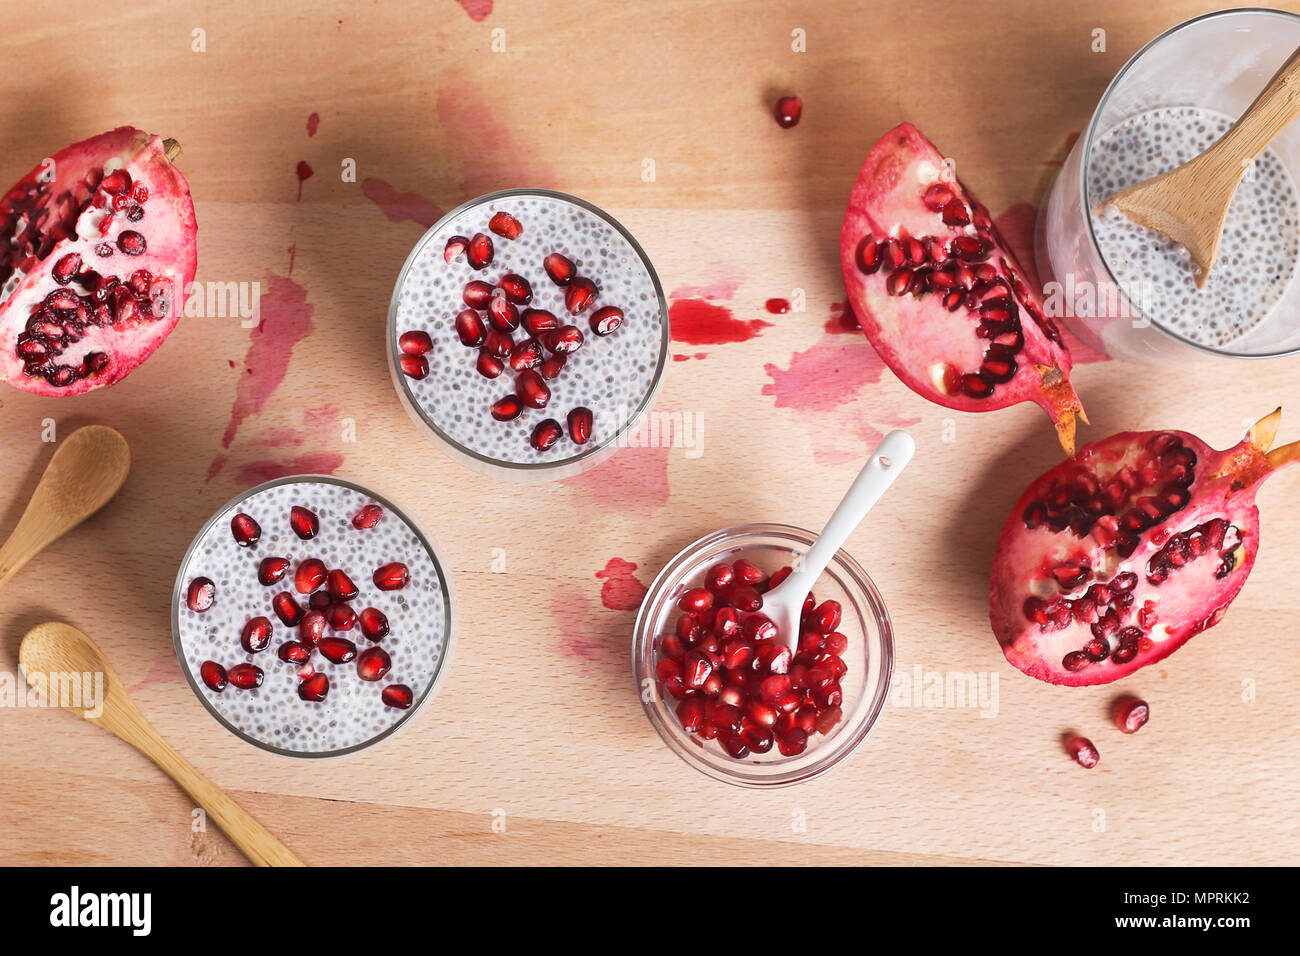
(386, 187), (672, 470)
(632, 522), (895, 788)
(170, 473), (457, 758)
(1079, 6), (1300, 360)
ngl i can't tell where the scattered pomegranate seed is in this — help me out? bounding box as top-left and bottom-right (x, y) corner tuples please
(308, 589), (332, 611)
(327, 603), (357, 631)
(199, 660), (227, 691)
(488, 293), (520, 332)
(567, 406), (593, 444)
(546, 325), (585, 354)
(467, 232), (494, 269)
(290, 506), (319, 540)
(544, 252), (575, 285)
(477, 350), (506, 379)
(357, 646), (392, 681)
(491, 394), (523, 421)
(258, 556), (290, 586)
(298, 672), (330, 702)
(564, 276), (596, 313)
(327, 568), (359, 601)
(399, 330), (433, 355)
(400, 354), (429, 379)
(522, 308), (558, 335)
(444, 235), (469, 263)
(278, 642), (311, 664)
(455, 308), (487, 346)
(509, 337), (543, 371)
(483, 329), (514, 359)
(319, 636), (358, 664)
(1115, 698), (1150, 734)
(186, 577), (216, 613)
(488, 210), (522, 239)
(373, 562), (409, 591)
(359, 607), (389, 641)
(240, 616), (273, 654)
(516, 369), (550, 408)
(230, 512), (261, 547)
(530, 419), (563, 451)
(463, 280), (494, 309)
(499, 273), (533, 304)
(227, 663), (264, 690)
(773, 95), (803, 129)
(299, 610), (327, 645)
(539, 353), (567, 380)
(272, 592), (305, 626)
(382, 684), (414, 709)
(295, 558), (327, 594)
(589, 305), (623, 336)
(1066, 735), (1100, 768)
(352, 504), (384, 529)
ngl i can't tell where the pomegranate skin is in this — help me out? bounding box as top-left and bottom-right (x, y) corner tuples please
(990, 410), (1299, 686)
(0, 127), (198, 397)
(839, 123), (1084, 454)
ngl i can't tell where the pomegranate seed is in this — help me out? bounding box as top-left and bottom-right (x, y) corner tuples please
(1066, 735), (1100, 769)
(706, 563), (735, 592)
(290, 506), (319, 540)
(677, 698), (705, 733)
(544, 252), (575, 285)
(529, 419), (563, 451)
(742, 725), (774, 754)
(516, 369), (551, 408)
(777, 728), (808, 756)
(1115, 698), (1150, 734)
(400, 354), (429, 379)
(52, 253), (81, 284)
(370, 684), (412, 712)
(467, 232), (493, 269)
(824, 631), (848, 655)
(713, 607), (742, 639)
(117, 231), (146, 255)
(327, 569), (359, 601)
(101, 168), (132, 195)
(773, 95), (803, 128)
(240, 616), (273, 653)
(732, 559), (767, 585)
(483, 328), (514, 358)
(199, 660), (227, 692)
(564, 276), (596, 313)
(757, 644), (792, 675)
(566, 406), (593, 444)
(319, 636), (358, 664)
(278, 641), (311, 664)
(455, 308), (487, 346)
(359, 607), (389, 641)
(186, 577), (216, 613)
(229, 512), (260, 547)
(488, 293), (520, 331)
(522, 308), (559, 335)
(683, 651), (713, 689)
(357, 645), (392, 681)
(352, 504), (383, 529)
(308, 589), (332, 611)
(254, 557), (288, 586)
(477, 350), (506, 379)
(299, 610), (327, 645)
(444, 235), (469, 263)
(923, 183), (955, 211)
(491, 394), (523, 421)
(720, 584), (763, 612)
(399, 330), (433, 355)
(373, 562), (409, 591)
(678, 587), (714, 614)
(499, 273), (533, 304)
(298, 672), (330, 702)
(589, 305), (623, 336)
(815, 706), (842, 735)
(488, 210), (522, 239)
(272, 592), (304, 626)
(463, 280), (494, 308)
(810, 600), (842, 635)
(539, 353), (567, 380)
(295, 558), (327, 593)
(227, 663), (264, 690)
(545, 325), (584, 354)
(326, 603), (357, 631)
(509, 337), (543, 371)
(743, 614), (777, 642)
(721, 734), (751, 759)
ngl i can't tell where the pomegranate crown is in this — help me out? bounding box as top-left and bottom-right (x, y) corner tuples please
(1218, 408), (1300, 492)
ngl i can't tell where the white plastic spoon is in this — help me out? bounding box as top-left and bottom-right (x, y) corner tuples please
(763, 430), (916, 650)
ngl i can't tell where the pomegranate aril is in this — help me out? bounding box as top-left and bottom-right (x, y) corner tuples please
(742, 614), (777, 643)
(295, 557), (327, 593)
(399, 330), (433, 355)
(359, 607), (389, 641)
(732, 559), (767, 585)
(705, 562), (735, 592)
(226, 511), (261, 547)
(488, 211), (522, 239)
(491, 394), (523, 421)
(719, 584), (763, 612)
(352, 504), (384, 529)
(272, 592), (304, 626)
(545, 325), (585, 354)
(484, 328), (514, 359)
(373, 562), (409, 591)
(278, 641), (311, 664)
(463, 280), (494, 309)
(477, 350), (506, 379)
(773, 95), (802, 128)
(382, 684), (414, 709)
(227, 663), (264, 690)
(444, 235), (469, 263)
(713, 607), (742, 639)
(683, 651), (713, 689)
(455, 308), (487, 346)
(1115, 698), (1150, 734)
(199, 660), (227, 692)
(319, 636), (358, 664)
(678, 587), (714, 614)
(777, 728), (808, 756)
(186, 577), (216, 613)
(488, 294), (520, 332)
(400, 354), (429, 379)
(757, 644), (792, 675)
(467, 232), (493, 269)
(544, 252), (575, 285)
(326, 603), (357, 631)
(298, 672), (330, 702)
(529, 418), (563, 451)
(290, 506), (319, 540)
(589, 305), (623, 336)
(499, 273), (532, 304)
(299, 610), (327, 645)
(564, 276), (596, 313)
(117, 231), (146, 255)
(815, 706), (842, 735)
(1066, 735), (1099, 769)
(240, 616), (273, 654)
(516, 369), (550, 408)
(509, 337), (543, 371)
(357, 645), (392, 681)
(522, 308), (559, 335)
(566, 406), (593, 444)
(809, 600), (842, 635)
(676, 697), (705, 733)
(539, 352), (566, 379)
(327, 568), (359, 601)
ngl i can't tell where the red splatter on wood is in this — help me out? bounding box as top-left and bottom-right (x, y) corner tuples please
(361, 178), (444, 228)
(295, 161), (313, 201)
(668, 298), (770, 346)
(669, 276), (741, 300)
(765, 297), (790, 314)
(824, 301), (859, 335)
(564, 444), (670, 513)
(457, 0), (493, 21)
(596, 558), (649, 611)
(552, 589), (601, 660)
(306, 112), (320, 137)
(762, 334), (885, 413)
(435, 91), (555, 197)
(234, 452), (346, 486)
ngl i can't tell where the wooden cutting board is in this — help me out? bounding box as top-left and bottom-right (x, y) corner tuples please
(0, 0), (1296, 866)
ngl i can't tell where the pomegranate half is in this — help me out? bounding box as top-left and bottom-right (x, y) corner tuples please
(0, 127), (197, 396)
(840, 123), (1084, 454)
(990, 410), (1299, 685)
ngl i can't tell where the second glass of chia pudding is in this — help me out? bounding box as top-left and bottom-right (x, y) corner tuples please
(388, 188), (670, 482)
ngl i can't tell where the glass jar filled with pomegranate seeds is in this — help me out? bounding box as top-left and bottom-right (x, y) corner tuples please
(634, 523), (893, 786)
(388, 188), (669, 483)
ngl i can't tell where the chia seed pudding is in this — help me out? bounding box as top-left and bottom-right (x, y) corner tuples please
(173, 476), (452, 756)
(1088, 105), (1300, 348)
(389, 189), (668, 474)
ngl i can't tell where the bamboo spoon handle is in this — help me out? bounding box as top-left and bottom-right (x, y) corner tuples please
(1204, 45), (1300, 175)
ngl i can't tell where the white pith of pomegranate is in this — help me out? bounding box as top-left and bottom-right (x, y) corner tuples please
(990, 410), (1299, 686)
(0, 127), (197, 396)
(839, 123), (1085, 454)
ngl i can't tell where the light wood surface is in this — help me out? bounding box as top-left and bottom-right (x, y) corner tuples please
(1, 0), (1298, 867)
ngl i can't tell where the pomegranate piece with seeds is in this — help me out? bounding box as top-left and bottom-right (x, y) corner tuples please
(186, 577), (215, 613)
(991, 410), (1299, 685)
(290, 505), (319, 540)
(230, 512), (260, 547)
(773, 95), (803, 129)
(1115, 697), (1150, 734)
(840, 123), (1085, 454)
(0, 127), (198, 397)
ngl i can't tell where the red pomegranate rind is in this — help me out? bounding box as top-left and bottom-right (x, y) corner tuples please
(990, 410), (1300, 686)
(0, 127), (197, 396)
(839, 123), (1085, 454)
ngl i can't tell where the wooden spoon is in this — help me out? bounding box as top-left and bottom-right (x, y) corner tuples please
(0, 425), (131, 591)
(19, 622), (304, 867)
(1096, 45), (1300, 288)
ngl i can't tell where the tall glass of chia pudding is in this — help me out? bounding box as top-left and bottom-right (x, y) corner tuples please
(1037, 8), (1300, 363)
(173, 475), (454, 757)
(388, 188), (669, 482)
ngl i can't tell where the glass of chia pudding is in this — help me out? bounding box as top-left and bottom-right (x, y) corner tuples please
(388, 188), (670, 482)
(633, 524), (894, 787)
(1037, 8), (1300, 363)
(173, 475), (454, 757)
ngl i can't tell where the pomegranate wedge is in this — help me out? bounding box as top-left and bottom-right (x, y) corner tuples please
(840, 123), (1085, 454)
(990, 409), (1299, 685)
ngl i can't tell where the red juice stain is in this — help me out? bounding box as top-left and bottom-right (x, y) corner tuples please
(361, 178), (444, 228)
(306, 112), (320, 137)
(435, 91), (555, 196)
(824, 301), (859, 335)
(596, 558), (649, 611)
(668, 298), (770, 346)
(457, 0), (493, 21)
(295, 161), (314, 200)
(762, 333), (886, 413)
(765, 297), (790, 314)
(234, 452), (345, 486)
(564, 444), (670, 513)
(552, 590), (600, 660)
